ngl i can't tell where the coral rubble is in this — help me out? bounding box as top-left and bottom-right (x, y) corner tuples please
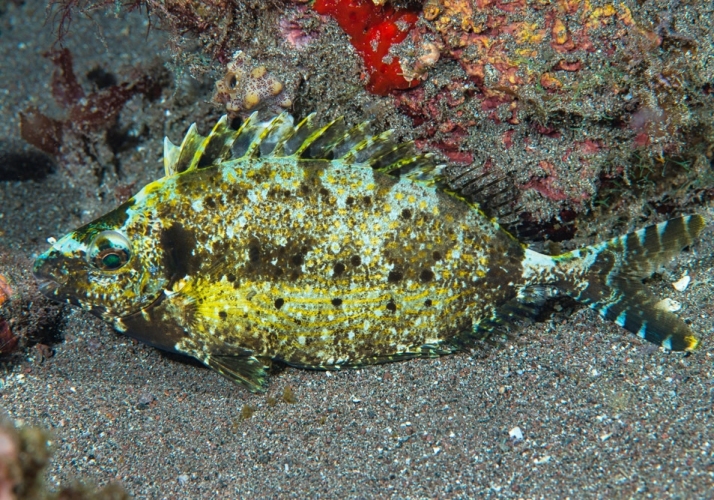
(213, 51), (293, 116)
(0, 250), (63, 361)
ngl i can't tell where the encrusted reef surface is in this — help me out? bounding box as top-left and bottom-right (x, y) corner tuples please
(397, 0), (714, 236)
(0, 0), (713, 497)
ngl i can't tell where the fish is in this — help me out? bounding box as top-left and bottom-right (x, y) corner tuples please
(33, 112), (704, 392)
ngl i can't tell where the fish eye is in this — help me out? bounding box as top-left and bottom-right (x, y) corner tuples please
(87, 231), (132, 271)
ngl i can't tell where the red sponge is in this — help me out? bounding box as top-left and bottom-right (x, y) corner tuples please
(314, 0), (419, 95)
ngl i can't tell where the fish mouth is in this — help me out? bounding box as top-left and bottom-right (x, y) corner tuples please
(33, 261), (63, 299)
(34, 277), (61, 298)
(34, 276), (82, 308)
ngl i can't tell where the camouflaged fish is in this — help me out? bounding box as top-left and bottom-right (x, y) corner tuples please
(33, 112), (704, 392)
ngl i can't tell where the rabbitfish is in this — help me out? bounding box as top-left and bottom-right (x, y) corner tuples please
(33, 113), (704, 392)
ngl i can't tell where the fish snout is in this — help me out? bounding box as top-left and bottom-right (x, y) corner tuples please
(32, 250), (66, 299)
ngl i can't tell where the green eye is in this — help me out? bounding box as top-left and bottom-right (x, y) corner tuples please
(87, 231), (132, 271)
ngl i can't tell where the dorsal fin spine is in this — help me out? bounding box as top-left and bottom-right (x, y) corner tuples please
(186, 115), (230, 172)
(232, 113), (265, 159)
(163, 137), (181, 176)
(281, 113), (317, 156)
(258, 112), (295, 157)
(332, 122), (371, 163)
(173, 123), (205, 175)
(340, 129), (393, 166)
(293, 117), (342, 157)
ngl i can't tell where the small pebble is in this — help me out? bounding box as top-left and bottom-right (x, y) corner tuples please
(136, 392), (155, 410)
(509, 426), (523, 441)
(672, 274), (690, 292)
(655, 298), (681, 312)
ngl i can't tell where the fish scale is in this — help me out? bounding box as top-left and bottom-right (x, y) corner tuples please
(33, 112), (704, 392)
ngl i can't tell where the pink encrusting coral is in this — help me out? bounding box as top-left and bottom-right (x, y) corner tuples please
(279, 6), (320, 49)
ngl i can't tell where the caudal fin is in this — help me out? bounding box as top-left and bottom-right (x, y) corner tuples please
(553, 215), (705, 351)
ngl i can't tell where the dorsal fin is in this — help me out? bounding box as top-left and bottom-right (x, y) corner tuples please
(161, 113), (446, 187)
(443, 163), (524, 233)
(162, 114), (536, 230)
(283, 114), (446, 185)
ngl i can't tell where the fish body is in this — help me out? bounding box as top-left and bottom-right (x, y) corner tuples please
(33, 113), (704, 392)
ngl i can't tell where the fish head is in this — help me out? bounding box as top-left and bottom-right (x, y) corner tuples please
(33, 198), (169, 321)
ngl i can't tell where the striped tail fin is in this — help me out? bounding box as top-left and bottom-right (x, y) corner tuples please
(551, 215), (705, 351)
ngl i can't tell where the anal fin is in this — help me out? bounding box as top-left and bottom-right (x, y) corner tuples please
(339, 343), (457, 369)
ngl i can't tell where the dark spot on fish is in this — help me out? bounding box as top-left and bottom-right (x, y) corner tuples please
(346, 196), (355, 206)
(401, 209), (412, 219)
(274, 298), (284, 309)
(291, 254), (304, 266)
(120, 294), (189, 351)
(419, 269), (434, 282)
(195, 231), (209, 246)
(386, 300), (397, 312)
(300, 183), (310, 195)
(432, 251), (442, 261)
(290, 271), (300, 281)
(333, 262), (345, 276)
(226, 273), (236, 282)
(219, 311), (227, 320)
(205, 197), (216, 208)
(331, 298), (343, 307)
(388, 270), (403, 283)
(363, 196), (371, 206)
(274, 268), (284, 277)
(160, 223), (199, 287)
(249, 245), (260, 263)
(350, 255), (361, 267)
(319, 187), (329, 197)
(424, 299), (432, 307)
(212, 240), (227, 255)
